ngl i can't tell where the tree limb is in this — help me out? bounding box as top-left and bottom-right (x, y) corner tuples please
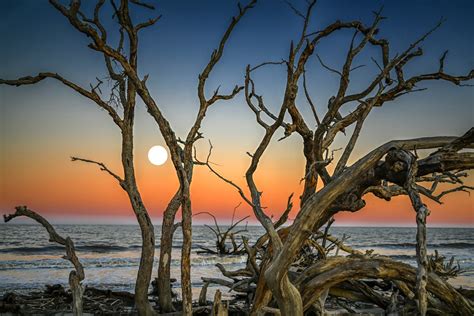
(71, 156), (124, 186)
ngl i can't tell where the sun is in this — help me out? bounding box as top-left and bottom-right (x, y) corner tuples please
(148, 145), (168, 166)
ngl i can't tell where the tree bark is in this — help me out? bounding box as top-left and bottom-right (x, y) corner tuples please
(180, 186), (193, 315)
(157, 192), (181, 312)
(211, 290), (228, 316)
(258, 137), (472, 315)
(4, 207), (85, 316)
(121, 121), (156, 316)
(403, 152), (429, 316)
(295, 257), (473, 315)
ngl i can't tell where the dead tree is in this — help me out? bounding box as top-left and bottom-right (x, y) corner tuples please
(293, 256), (473, 315)
(4, 206), (85, 316)
(1, 0), (155, 311)
(428, 250), (464, 280)
(0, 1), (255, 314)
(194, 203), (249, 255)
(152, 2), (256, 312)
(197, 2), (473, 315)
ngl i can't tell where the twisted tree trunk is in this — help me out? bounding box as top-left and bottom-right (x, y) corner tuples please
(157, 192), (181, 312)
(403, 152), (430, 316)
(295, 257), (473, 315)
(4, 207), (85, 316)
(121, 107), (156, 315)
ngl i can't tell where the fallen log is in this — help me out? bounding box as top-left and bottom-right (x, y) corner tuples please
(295, 256), (473, 315)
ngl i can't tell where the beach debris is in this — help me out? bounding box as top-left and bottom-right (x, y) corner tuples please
(204, 215), (474, 315)
(211, 290), (228, 316)
(194, 203), (249, 255)
(428, 249), (464, 280)
(4, 206), (85, 316)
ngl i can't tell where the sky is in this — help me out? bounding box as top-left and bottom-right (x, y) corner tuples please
(0, 0), (473, 226)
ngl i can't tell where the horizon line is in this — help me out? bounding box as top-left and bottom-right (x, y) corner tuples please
(2, 222), (473, 229)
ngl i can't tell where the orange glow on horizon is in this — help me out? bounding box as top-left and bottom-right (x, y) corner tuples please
(1, 144), (473, 227)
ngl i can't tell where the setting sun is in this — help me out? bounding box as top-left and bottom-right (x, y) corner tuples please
(148, 145), (168, 166)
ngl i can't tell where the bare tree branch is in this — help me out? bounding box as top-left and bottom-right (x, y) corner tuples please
(194, 141), (254, 207)
(71, 156), (124, 186)
(302, 71), (321, 125)
(0, 73), (123, 127)
(4, 206), (85, 315)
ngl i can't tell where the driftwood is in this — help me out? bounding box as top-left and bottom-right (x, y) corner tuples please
(295, 256), (473, 315)
(0, 284), (140, 315)
(195, 205), (249, 255)
(1, 283), (250, 315)
(199, 282), (210, 306)
(198, 0), (474, 312)
(211, 290), (228, 316)
(428, 250), (464, 279)
(3, 206), (85, 316)
(2, 208), (472, 316)
(208, 198), (473, 315)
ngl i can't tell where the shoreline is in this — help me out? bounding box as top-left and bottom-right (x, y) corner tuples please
(0, 283), (388, 315)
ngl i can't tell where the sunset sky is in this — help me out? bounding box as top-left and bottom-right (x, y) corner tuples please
(1, 0), (473, 226)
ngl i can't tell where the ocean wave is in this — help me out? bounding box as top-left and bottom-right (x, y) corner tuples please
(388, 255), (416, 260)
(0, 245), (65, 254)
(0, 253), (247, 271)
(0, 243), (224, 254)
(0, 244), (142, 254)
(0, 257), (140, 270)
(189, 255), (247, 266)
(79, 244), (143, 252)
(354, 242), (474, 249)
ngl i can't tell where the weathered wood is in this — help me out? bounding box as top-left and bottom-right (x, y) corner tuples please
(4, 207), (85, 316)
(157, 191), (181, 312)
(216, 263), (253, 279)
(328, 286), (375, 304)
(259, 306), (281, 315)
(202, 277), (255, 294)
(203, 0), (474, 312)
(0, 1), (258, 314)
(386, 289), (399, 315)
(194, 208), (249, 255)
(84, 287), (135, 303)
(199, 282), (210, 306)
(295, 257), (473, 315)
(350, 280), (389, 309)
(401, 150), (429, 316)
(211, 290), (228, 316)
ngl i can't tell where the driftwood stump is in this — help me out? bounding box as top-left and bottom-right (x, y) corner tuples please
(211, 290), (228, 316)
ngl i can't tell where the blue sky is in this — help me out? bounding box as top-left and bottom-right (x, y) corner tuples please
(1, 0), (473, 224)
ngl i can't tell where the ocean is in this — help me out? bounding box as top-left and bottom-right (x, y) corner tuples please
(0, 225), (473, 299)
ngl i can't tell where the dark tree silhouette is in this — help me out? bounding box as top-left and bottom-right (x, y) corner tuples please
(195, 1), (473, 315)
(1, 0), (254, 314)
